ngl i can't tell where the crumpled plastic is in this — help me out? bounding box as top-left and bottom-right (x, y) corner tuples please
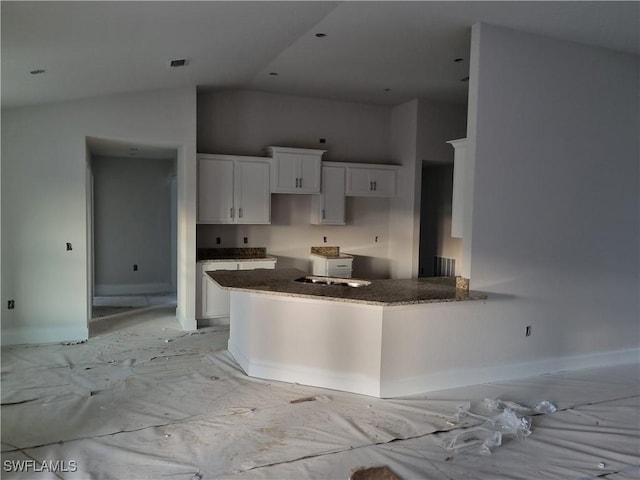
(441, 398), (557, 454)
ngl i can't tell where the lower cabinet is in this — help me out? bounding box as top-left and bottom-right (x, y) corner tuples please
(197, 259), (276, 324)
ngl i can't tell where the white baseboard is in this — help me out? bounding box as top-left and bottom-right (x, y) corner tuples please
(1, 325), (89, 346)
(176, 306), (197, 331)
(95, 282), (173, 296)
(380, 347), (640, 398)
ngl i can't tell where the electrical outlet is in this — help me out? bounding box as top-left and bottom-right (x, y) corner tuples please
(66, 242), (73, 251)
(133, 264), (138, 271)
(525, 326), (532, 337)
(323, 236), (327, 243)
(319, 138), (326, 144)
(243, 237), (248, 244)
(216, 237), (221, 245)
(375, 236), (379, 243)
(8, 300), (15, 309)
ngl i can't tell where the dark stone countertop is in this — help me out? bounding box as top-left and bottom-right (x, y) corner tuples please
(197, 247), (276, 262)
(207, 268), (486, 306)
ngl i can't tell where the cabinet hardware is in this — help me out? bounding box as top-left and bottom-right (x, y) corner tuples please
(299, 177), (303, 188)
(230, 207), (234, 218)
(322, 209), (326, 219)
(370, 181), (374, 191)
(239, 207), (243, 218)
(373, 181), (377, 191)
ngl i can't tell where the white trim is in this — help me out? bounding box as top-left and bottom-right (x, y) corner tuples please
(95, 282), (173, 296)
(176, 306), (197, 331)
(380, 348), (640, 398)
(239, 356), (382, 398)
(1, 326), (89, 346)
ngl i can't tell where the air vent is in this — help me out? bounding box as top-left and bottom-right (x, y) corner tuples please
(168, 58), (189, 68)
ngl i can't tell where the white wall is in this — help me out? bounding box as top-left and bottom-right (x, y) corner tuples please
(92, 155), (175, 295)
(198, 89), (391, 162)
(463, 24), (639, 366)
(1, 87), (198, 345)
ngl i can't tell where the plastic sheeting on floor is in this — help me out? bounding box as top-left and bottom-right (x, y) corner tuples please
(2, 305), (638, 479)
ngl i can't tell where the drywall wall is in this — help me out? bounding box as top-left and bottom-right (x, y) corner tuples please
(197, 194), (392, 279)
(463, 24), (639, 368)
(388, 100), (420, 279)
(417, 100), (467, 164)
(92, 155), (176, 295)
(198, 89), (391, 162)
(1, 87), (197, 345)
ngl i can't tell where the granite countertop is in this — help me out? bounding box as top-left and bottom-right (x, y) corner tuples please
(207, 268), (486, 306)
(310, 245), (353, 260)
(197, 247), (276, 263)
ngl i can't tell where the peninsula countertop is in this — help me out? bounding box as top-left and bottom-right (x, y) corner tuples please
(207, 268), (486, 306)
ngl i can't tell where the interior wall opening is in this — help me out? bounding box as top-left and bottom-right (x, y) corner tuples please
(86, 138), (178, 324)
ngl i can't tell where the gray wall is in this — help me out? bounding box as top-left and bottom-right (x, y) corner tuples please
(92, 156), (176, 295)
(465, 23), (639, 363)
(198, 89), (391, 163)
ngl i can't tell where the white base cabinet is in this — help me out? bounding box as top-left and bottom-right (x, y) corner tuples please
(197, 259), (276, 324)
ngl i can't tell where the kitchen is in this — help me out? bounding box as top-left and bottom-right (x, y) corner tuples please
(195, 89), (468, 326)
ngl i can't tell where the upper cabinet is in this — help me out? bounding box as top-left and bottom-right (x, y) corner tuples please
(197, 154), (270, 224)
(446, 138), (467, 238)
(266, 146), (325, 194)
(345, 164), (398, 197)
(311, 163), (346, 225)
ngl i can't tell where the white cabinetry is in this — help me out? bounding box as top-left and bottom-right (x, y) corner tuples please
(345, 165), (398, 197)
(197, 259), (276, 323)
(197, 154), (270, 224)
(311, 163), (346, 225)
(446, 138), (467, 238)
(266, 146), (325, 194)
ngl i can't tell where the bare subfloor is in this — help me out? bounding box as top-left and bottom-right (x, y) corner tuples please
(2, 306), (638, 479)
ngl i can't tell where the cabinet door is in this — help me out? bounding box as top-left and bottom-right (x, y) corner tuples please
(236, 160), (270, 224)
(298, 155), (321, 193)
(345, 167), (374, 196)
(202, 276), (232, 317)
(370, 169), (397, 196)
(271, 152), (299, 192)
(312, 165), (345, 225)
(345, 167), (396, 197)
(198, 158), (234, 223)
(199, 261), (238, 319)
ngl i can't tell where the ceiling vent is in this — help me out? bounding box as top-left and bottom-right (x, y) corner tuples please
(168, 58), (189, 68)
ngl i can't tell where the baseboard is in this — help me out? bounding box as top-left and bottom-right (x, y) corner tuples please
(239, 356), (381, 398)
(1, 325), (89, 346)
(380, 347), (640, 398)
(95, 282), (173, 296)
(176, 306), (197, 331)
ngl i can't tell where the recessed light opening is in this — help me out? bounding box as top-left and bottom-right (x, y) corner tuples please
(315, 33), (327, 38)
(269, 72), (279, 76)
(168, 58), (189, 68)
(460, 76), (469, 82)
(30, 69), (45, 75)
(454, 58), (464, 63)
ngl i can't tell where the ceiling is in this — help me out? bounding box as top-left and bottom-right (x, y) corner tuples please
(2, 1), (639, 109)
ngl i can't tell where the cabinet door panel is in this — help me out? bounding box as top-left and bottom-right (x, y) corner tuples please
(371, 169), (396, 196)
(236, 160), (270, 224)
(345, 167), (373, 196)
(202, 276), (231, 317)
(238, 260), (276, 270)
(271, 153), (299, 192)
(298, 155), (321, 193)
(315, 165), (345, 224)
(198, 158), (234, 222)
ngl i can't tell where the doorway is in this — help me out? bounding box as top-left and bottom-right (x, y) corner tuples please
(87, 138), (178, 322)
(418, 162), (462, 277)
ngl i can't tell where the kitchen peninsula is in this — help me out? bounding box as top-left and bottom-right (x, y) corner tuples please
(208, 268), (486, 398)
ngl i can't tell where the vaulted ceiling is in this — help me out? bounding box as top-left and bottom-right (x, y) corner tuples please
(2, 1), (638, 109)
